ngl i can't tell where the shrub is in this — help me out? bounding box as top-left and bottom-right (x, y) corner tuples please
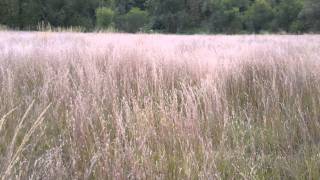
(115, 8), (149, 33)
(96, 7), (115, 29)
(244, 0), (274, 32)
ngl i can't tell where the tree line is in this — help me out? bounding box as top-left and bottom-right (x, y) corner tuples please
(0, 0), (319, 33)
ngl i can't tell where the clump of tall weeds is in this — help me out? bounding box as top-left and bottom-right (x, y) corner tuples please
(0, 32), (320, 179)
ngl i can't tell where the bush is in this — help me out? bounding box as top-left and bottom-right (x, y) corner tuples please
(289, 21), (304, 33)
(244, 0), (274, 32)
(96, 7), (115, 29)
(115, 8), (149, 33)
(299, 0), (320, 32)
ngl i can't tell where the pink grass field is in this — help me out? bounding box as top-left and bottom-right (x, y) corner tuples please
(1, 31), (320, 179)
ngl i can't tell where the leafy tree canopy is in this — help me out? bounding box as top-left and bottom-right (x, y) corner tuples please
(0, 0), (318, 33)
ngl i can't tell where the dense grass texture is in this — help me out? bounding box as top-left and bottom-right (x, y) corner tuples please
(0, 32), (320, 179)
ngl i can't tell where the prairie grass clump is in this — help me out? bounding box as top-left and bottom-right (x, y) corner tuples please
(0, 32), (320, 179)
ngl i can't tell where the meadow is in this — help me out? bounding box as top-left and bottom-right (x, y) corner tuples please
(0, 31), (320, 179)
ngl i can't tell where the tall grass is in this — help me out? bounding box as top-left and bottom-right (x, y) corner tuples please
(0, 32), (320, 179)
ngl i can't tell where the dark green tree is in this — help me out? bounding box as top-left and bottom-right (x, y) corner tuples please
(244, 0), (274, 32)
(116, 7), (149, 32)
(147, 0), (187, 33)
(299, 0), (320, 31)
(96, 7), (114, 28)
(0, 0), (318, 33)
(115, 0), (132, 14)
(185, 0), (202, 27)
(273, 0), (303, 32)
(0, 0), (11, 26)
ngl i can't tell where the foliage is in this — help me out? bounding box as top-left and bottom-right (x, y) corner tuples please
(0, 0), (319, 33)
(299, 0), (320, 31)
(114, 8), (148, 32)
(274, 0), (303, 32)
(96, 7), (114, 28)
(244, 0), (274, 32)
(146, 0), (186, 33)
